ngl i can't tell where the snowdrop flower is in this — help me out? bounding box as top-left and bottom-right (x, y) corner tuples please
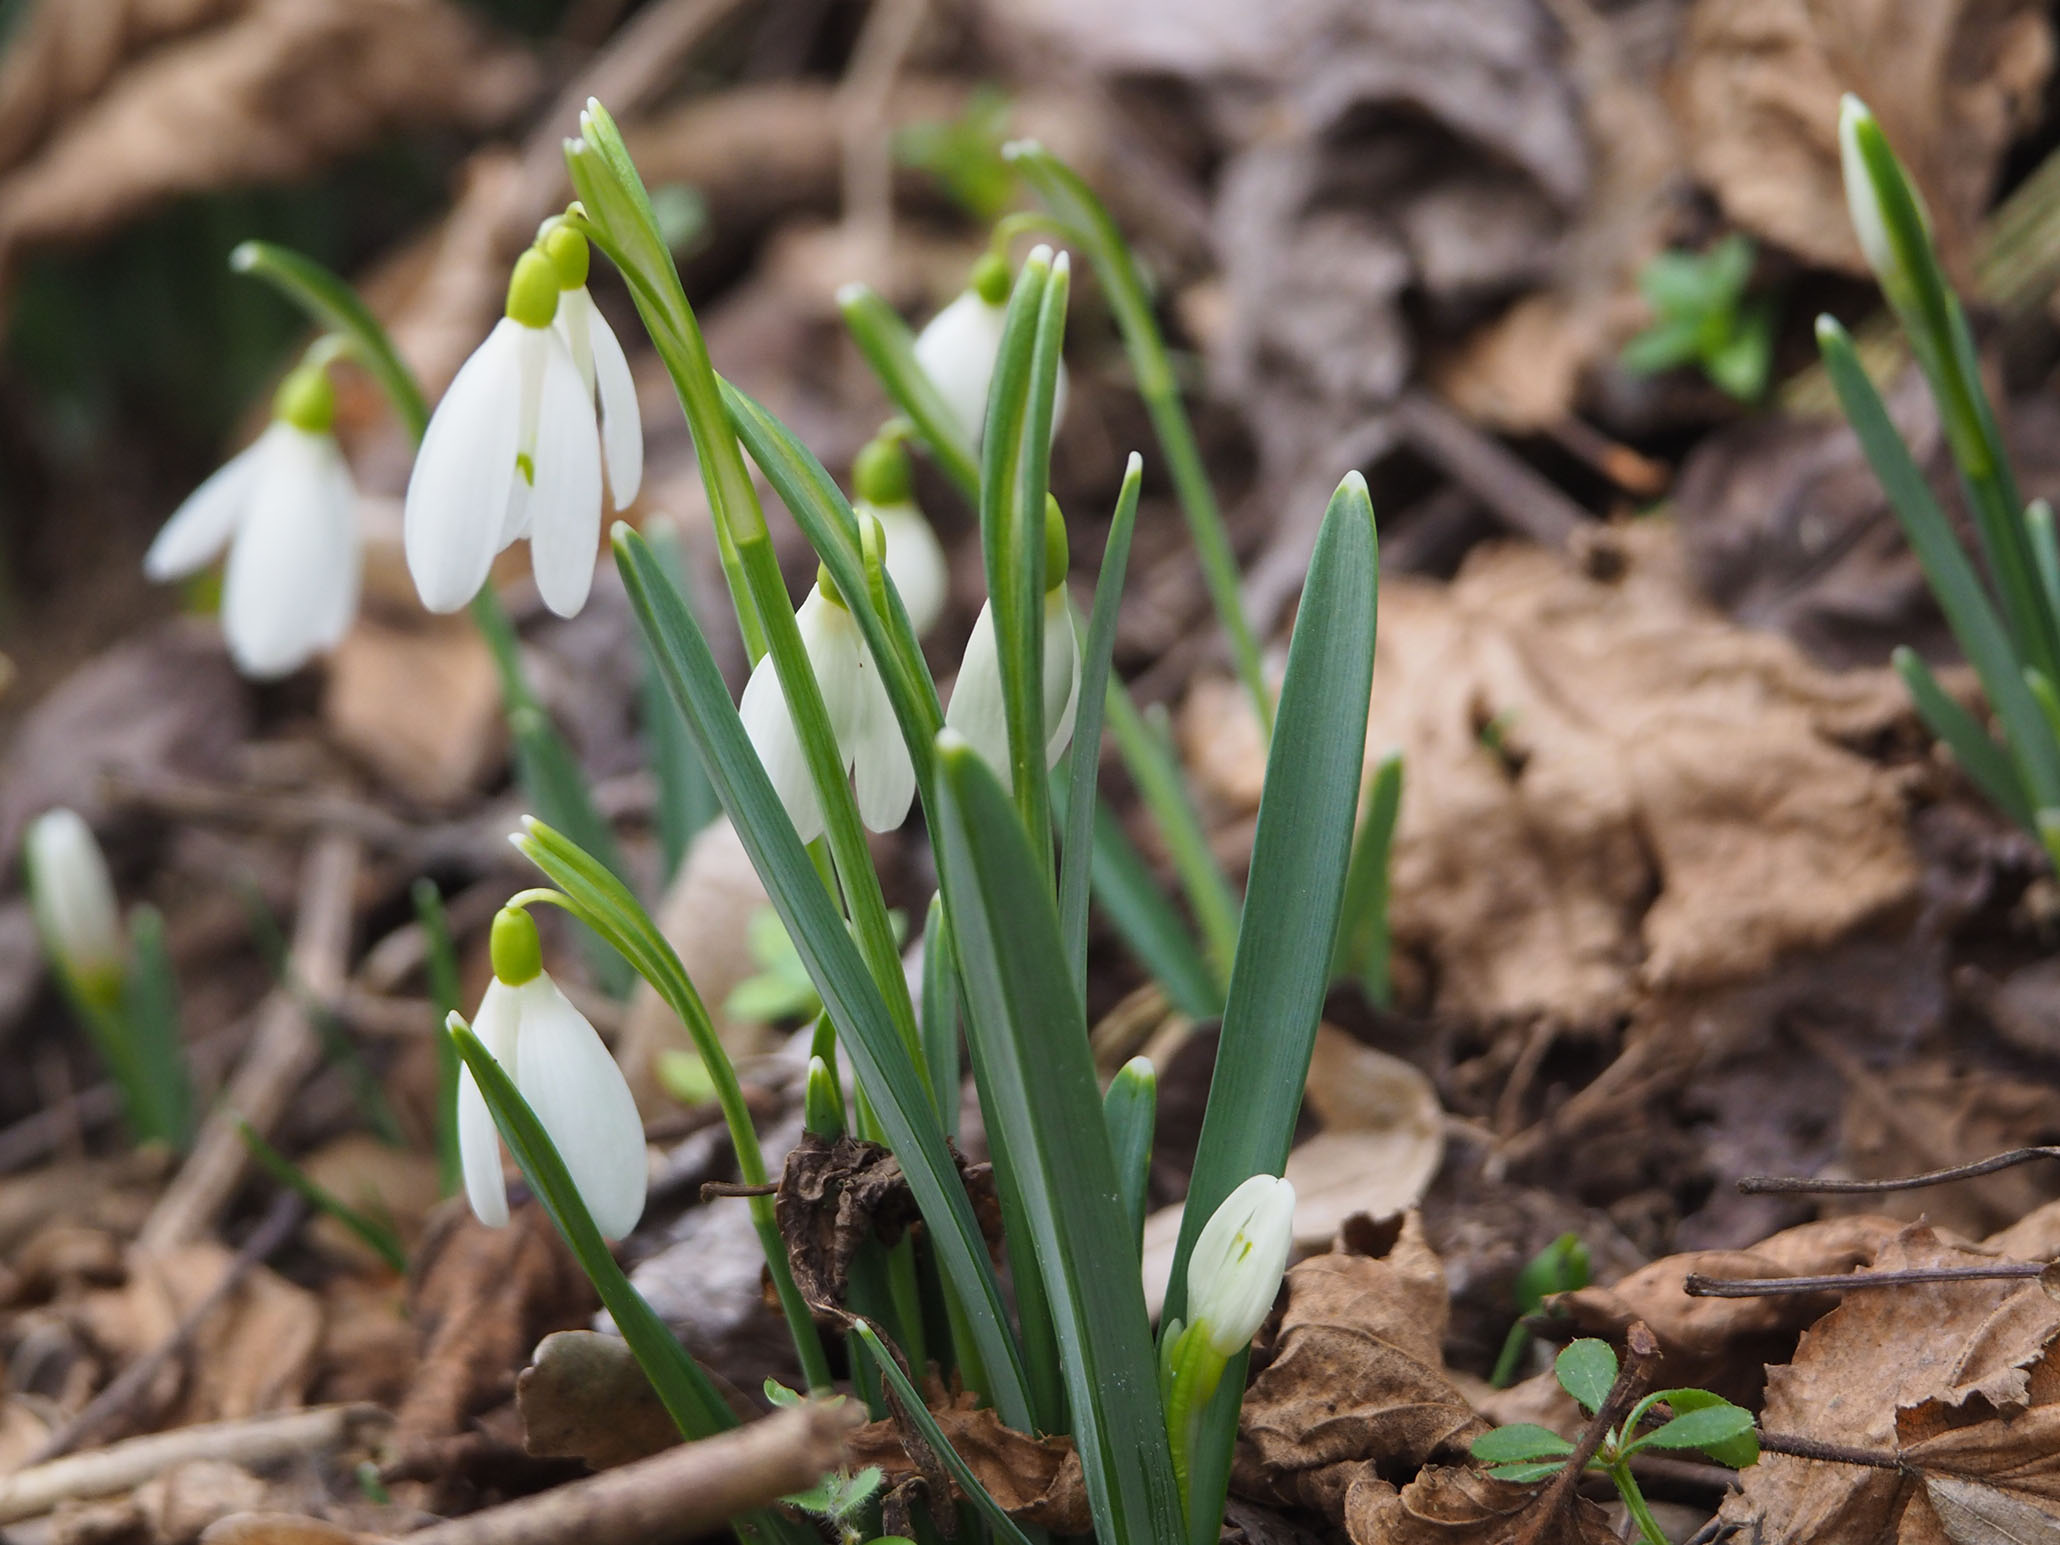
(1839, 94), (1926, 317)
(456, 905), (647, 1240)
(144, 360), (360, 679)
(739, 571), (914, 844)
(405, 230), (626, 620)
(1185, 1173), (1295, 1357)
(24, 808), (125, 1008)
(913, 252), (1068, 447)
(540, 218), (643, 515)
(852, 435), (946, 636)
(944, 496), (1080, 790)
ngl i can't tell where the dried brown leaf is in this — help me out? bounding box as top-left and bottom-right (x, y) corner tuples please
(1235, 1213), (1485, 1521)
(517, 1329), (679, 1470)
(1340, 1464), (1617, 1545)
(1184, 525), (1919, 1027)
(322, 617), (504, 809)
(0, 0), (536, 283)
(1668, 0), (2051, 272)
(848, 1390), (1090, 1534)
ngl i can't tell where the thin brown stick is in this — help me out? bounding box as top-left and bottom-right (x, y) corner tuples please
(401, 1402), (858, 1545)
(1512, 1322), (1660, 1545)
(1739, 1147), (2060, 1195)
(140, 832), (361, 1251)
(1684, 1264), (2046, 1298)
(1757, 1431), (1906, 1472)
(0, 1405), (391, 1524)
(25, 1193), (307, 1465)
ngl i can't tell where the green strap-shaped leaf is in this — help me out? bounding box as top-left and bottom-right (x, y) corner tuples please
(1820, 317), (2060, 815)
(1060, 455), (1142, 989)
(1892, 649), (2032, 826)
(1166, 474), (1379, 1545)
(615, 526), (1032, 1430)
(933, 735), (1185, 1545)
(1330, 751), (1404, 1000)
(836, 285), (981, 498)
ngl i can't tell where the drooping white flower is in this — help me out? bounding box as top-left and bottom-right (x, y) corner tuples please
(144, 363), (360, 680)
(851, 435), (945, 636)
(404, 245), (604, 619)
(1185, 1174), (1295, 1357)
(913, 252), (1068, 447)
(943, 497), (1080, 790)
(542, 221), (643, 512)
(739, 580), (915, 844)
(24, 808), (125, 1005)
(456, 907), (647, 1240)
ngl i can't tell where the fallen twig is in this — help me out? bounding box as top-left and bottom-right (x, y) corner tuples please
(1739, 1147), (2060, 1195)
(24, 1193), (307, 1465)
(0, 1405), (391, 1524)
(1684, 1263), (2048, 1298)
(400, 1401), (857, 1545)
(140, 832), (361, 1251)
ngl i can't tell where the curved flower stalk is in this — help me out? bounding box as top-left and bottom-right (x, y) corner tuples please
(914, 252), (1068, 447)
(406, 221), (643, 619)
(945, 497), (1081, 790)
(852, 434), (946, 636)
(456, 905), (647, 1240)
(739, 572), (915, 843)
(25, 808), (126, 1008)
(144, 358), (361, 679)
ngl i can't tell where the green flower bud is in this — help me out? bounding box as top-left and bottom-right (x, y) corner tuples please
(1043, 494), (1068, 592)
(540, 220), (591, 291)
(490, 905), (544, 986)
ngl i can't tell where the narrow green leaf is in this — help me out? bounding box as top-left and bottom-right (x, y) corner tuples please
(122, 906), (191, 1149)
(615, 527), (1031, 1429)
(1330, 752), (1403, 999)
(933, 736), (1184, 1545)
(1820, 317), (2060, 813)
(1486, 1461), (1571, 1484)
(1060, 455), (1142, 989)
(836, 285), (980, 498)
(919, 896), (962, 1137)
(1104, 683), (1240, 988)
(1470, 1425), (1576, 1464)
(1555, 1339), (1617, 1416)
(641, 524), (720, 880)
(1892, 648), (2033, 826)
(234, 1118), (406, 1273)
(851, 1324), (1038, 1545)
(1102, 1056), (1156, 1243)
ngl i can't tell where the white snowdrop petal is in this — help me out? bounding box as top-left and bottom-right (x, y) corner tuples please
(800, 592), (867, 751)
(1042, 588), (1081, 768)
(740, 649), (827, 844)
(587, 300), (644, 508)
(456, 981), (522, 1230)
(406, 321), (524, 613)
(554, 284), (597, 398)
(308, 440), (363, 652)
(25, 809), (123, 983)
(527, 331), (604, 618)
(220, 427), (347, 679)
(512, 976), (647, 1241)
(849, 645), (915, 832)
(502, 325), (552, 549)
(943, 600), (1014, 790)
(1186, 1175), (1296, 1357)
(912, 290), (1008, 445)
(145, 431), (268, 580)
(866, 500), (948, 636)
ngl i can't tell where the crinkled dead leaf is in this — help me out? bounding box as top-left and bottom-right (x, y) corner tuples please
(1721, 1223), (2060, 1542)
(1553, 1213), (1904, 1401)
(1340, 1463), (1617, 1545)
(517, 1329), (679, 1470)
(322, 616), (504, 809)
(848, 1388), (1090, 1534)
(1669, 0), (2051, 273)
(1235, 1213), (1485, 1522)
(777, 1134), (929, 1315)
(1183, 524), (1919, 1027)
(0, 0), (536, 284)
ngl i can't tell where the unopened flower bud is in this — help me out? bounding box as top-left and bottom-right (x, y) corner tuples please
(1185, 1174), (1295, 1357)
(25, 809), (126, 1007)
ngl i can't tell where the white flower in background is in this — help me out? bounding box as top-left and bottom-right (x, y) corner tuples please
(541, 219), (643, 514)
(405, 241), (610, 619)
(144, 361), (360, 680)
(944, 497), (1080, 790)
(739, 575), (914, 844)
(852, 435), (946, 635)
(913, 251), (1068, 447)
(1185, 1173), (1296, 1356)
(456, 906), (647, 1240)
(24, 808), (126, 1006)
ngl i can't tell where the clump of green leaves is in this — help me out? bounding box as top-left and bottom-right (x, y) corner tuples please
(1489, 1232), (1590, 1388)
(1472, 1339), (1755, 1545)
(1621, 234), (1774, 402)
(896, 87), (1017, 223)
